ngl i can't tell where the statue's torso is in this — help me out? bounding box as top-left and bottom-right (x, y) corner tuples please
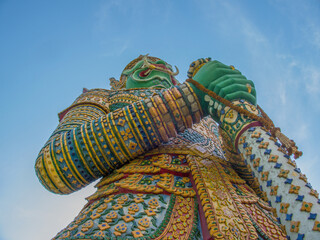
(53, 114), (286, 240)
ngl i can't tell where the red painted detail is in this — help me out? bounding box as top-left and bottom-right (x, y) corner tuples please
(171, 76), (178, 86)
(58, 109), (69, 122)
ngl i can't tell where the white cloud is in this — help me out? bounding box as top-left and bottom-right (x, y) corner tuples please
(304, 66), (320, 95)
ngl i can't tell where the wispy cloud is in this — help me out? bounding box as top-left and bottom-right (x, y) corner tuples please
(304, 66), (320, 95)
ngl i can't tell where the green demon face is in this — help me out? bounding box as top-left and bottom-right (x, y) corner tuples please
(122, 55), (179, 89)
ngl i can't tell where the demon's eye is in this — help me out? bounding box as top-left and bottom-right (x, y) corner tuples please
(139, 68), (151, 77)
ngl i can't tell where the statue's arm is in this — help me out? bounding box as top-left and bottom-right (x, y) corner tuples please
(237, 125), (320, 239)
(188, 59), (320, 238)
(35, 84), (202, 194)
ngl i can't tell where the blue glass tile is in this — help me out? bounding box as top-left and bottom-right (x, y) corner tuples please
(294, 168), (301, 173)
(274, 163), (282, 169)
(296, 195), (304, 201)
(264, 149), (271, 155)
(308, 213), (317, 220)
(285, 213), (293, 221)
(276, 195), (282, 203)
(256, 137), (264, 143)
(285, 178), (293, 184)
(306, 183), (312, 189)
(267, 180), (272, 187)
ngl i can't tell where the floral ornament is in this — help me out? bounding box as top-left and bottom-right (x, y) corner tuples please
(225, 110), (234, 119)
(310, 189), (319, 198)
(67, 224), (78, 231)
(261, 171), (269, 181)
(299, 174), (307, 183)
(181, 205), (190, 214)
(138, 217), (150, 230)
(251, 131), (261, 138)
(290, 221), (300, 233)
(117, 195), (128, 204)
(90, 212), (101, 220)
(93, 231), (105, 238)
(134, 197), (144, 203)
(244, 147), (252, 156)
(104, 195), (114, 203)
(270, 186), (279, 196)
(287, 159), (297, 168)
(98, 222), (110, 231)
(253, 158), (260, 168)
(114, 223), (127, 236)
(301, 201), (313, 212)
(289, 185), (300, 194)
(313, 221), (320, 231)
(120, 128), (133, 141)
(279, 203), (290, 213)
(60, 231), (70, 239)
(75, 214), (86, 224)
(128, 203), (140, 214)
(258, 142), (269, 149)
(122, 214), (134, 222)
(112, 204), (123, 210)
(239, 135), (246, 144)
(105, 211), (118, 222)
(81, 220), (94, 232)
(278, 169), (289, 178)
(132, 230), (144, 238)
(268, 155), (279, 163)
(96, 203), (108, 213)
(88, 201), (99, 210)
(145, 209), (156, 216)
(74, 232), (85, 237)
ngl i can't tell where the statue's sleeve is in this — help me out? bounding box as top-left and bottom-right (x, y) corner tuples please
(35, 83), (202, 194)
(219, 100), (320, 239)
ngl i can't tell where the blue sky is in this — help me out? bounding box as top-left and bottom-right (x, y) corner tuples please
(0, 0), (319, 239)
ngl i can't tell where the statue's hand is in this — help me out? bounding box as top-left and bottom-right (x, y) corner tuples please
(189, 60), (256, 122)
